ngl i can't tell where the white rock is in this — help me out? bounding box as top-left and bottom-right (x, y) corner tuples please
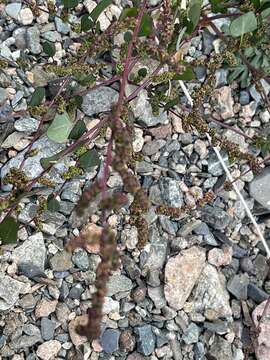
(36, 340), (61, 360)
(133, 127), (144, 153)
(164, 246), (206, 310)
(18, 8), (34, 25)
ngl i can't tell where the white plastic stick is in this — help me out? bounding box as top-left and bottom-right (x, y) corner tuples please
(179, 79), (270, 258)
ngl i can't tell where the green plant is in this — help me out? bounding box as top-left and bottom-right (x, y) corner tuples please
(1, 0), (270, 347)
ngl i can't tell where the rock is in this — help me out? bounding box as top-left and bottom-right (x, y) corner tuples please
(201, 205), (231, 230)
(127, 352), (145, 360)
(224, 128), (248, 152)
(69, 283), (84, 299)
(121, 226), (138, 250)
(208, 336), (232, 360)
(12, 324), (42, 350)
(68, 315), (88, 346)
(106, 274), (133, 296)
(135, 325), (155, 356)
(213, 86), (234, 119)
(36, 340), (61, 360)
(35, 299), (58, 318)
(208, 246), (233, 267)
(241, 100), (257, 120)
(55, 17), (70, 34)
(208, 150), (229, 176)
(18, 8), (33, 25)
(247, 283), (269, 303)
(72, 249), (89, 271)
(101, 329), (120, 353)
(249, 167), (270, 210)
(50, 251), (72, 272)
(1, 136), (66, 191)
(182, 323), (200, 345)
(202, 30), (215, 55)
(142, 139), (166, 156)
(164, 246), (206, 310)
(215, 69), (228, 87)
(0, 275), (24, 311)
(0, 88), (8, 104)
(2, 132), (24, 149)
(119, 330), (136, 352)
(5, 3), (22, 19)
(14, 117), (39, 133)
(148, 124), (172, 139)
(239, 91), (250, 105)
(26, 26), (42, 54)
(41, 318), (56, 341)
(12, 232), (46, 271)
(252, 300), (270, 360)
(131, 89), (167, 127)
(133, 128), (144, 153)
(103, 297), (120, 314)
(148, 286), (166, 309)
(190, 264), (232, 320)
(140, 226), (168, 272)
(81, 86), (118, 116)
(159, 177), (183, 208)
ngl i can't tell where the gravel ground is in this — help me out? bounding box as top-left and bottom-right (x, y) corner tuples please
(1, 1), (270, 360)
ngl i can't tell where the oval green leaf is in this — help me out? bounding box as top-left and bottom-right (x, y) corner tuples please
(69, 119), (87, 140)
(62, 0), (78, 8)
(47, 195), (60, 212)
(47, 111), (73, 143)
(138, 13), (153, 37)
(0, 217), (19, 245)
(79, 149), (100, 169)
(29, 87), (45, 107)
(81, 14), (93, 32)
(43, 41), (56, 57)
(229, 11), (257, 37)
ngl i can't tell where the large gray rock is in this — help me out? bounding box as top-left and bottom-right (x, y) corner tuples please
(26, 26), (42, 54)
(164, 247), (206, 310)
(0, 275), (25, 311)
(135, 325), (155, 356)
(106, 274), (133, 296)
(81, 86), (118, 116)
(189, 264), (232, 320)
(249, 167), (270, 210)
(131, 89), (167, 127)
(12, 232), (46, 271)
(1, 135), (67, 191)
(140, 226), (168, 272)
(201, 205), (231, 230)
(159, 177), (183, 208)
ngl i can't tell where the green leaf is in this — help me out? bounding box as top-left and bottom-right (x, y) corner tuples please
(0, 217), (19, 245)
(188, 0), (202, 31)
(173, 67), (195, 81)
(251, 0), (260, 8)
(40, 152), (63, 170)
(120, 7), (138, 20)
(69, 120), (87, 140)
(47, 111), (73, 143)
(164, 96), (181, 111)
(79, 149), (100, 169)
(81, 14), (93, 32)
(29, 87), (45, 107)
(209, 0), (227, 13)
(62, 0), (78, 8)
(47, 195), (60, 212)
(229, 11), (257, 37)
(43, 41), (56, 57)
(89, 0), (113, 22)
(138, 13), (153, 37)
